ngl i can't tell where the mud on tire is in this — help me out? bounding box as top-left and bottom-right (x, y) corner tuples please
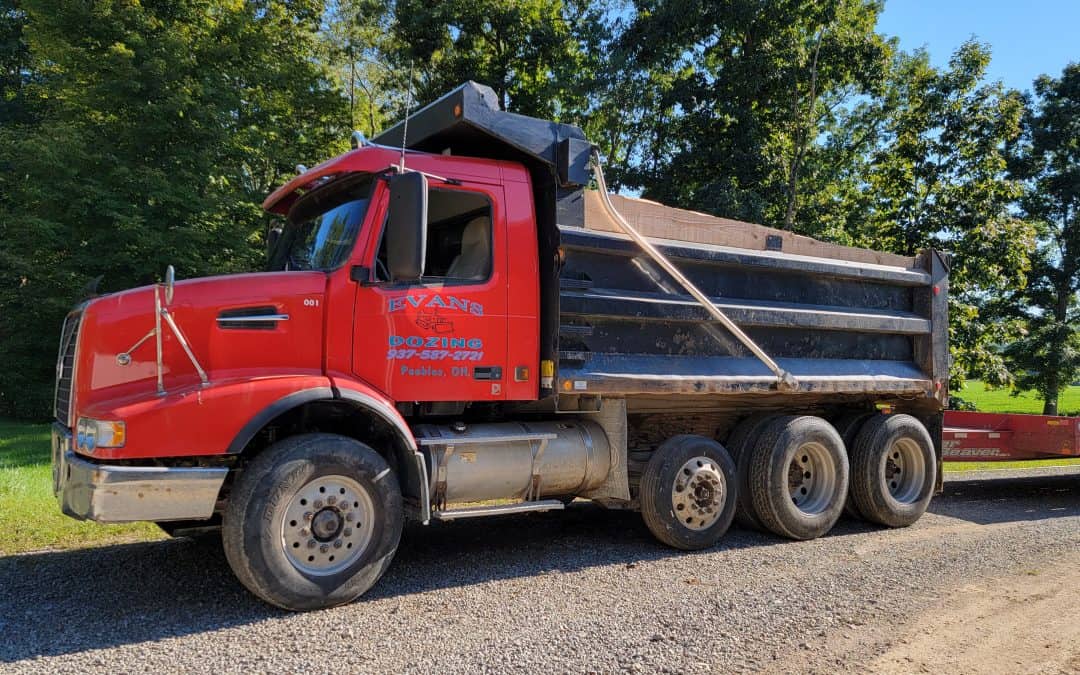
(223, 433), (403, 611)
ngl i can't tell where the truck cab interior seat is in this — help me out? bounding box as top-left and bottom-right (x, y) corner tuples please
(446, 216), (491, 280)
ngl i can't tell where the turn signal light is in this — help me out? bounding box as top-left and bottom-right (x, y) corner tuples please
(76, 417), (126, 452)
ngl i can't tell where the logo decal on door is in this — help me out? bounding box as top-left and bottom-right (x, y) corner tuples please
(388, 294), (484, 316)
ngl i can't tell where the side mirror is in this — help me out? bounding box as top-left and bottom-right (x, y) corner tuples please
(267, 225), (282, 258)
(164, 265), (175, 304)
(386, 171), (428, 281)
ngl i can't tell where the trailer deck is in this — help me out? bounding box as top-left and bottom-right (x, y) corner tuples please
(943, 410), (1080, 461)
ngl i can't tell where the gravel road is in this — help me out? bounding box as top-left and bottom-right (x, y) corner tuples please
(2, 466), (1078, 674)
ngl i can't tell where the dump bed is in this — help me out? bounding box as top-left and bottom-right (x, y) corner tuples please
(555, 192), (949, 403)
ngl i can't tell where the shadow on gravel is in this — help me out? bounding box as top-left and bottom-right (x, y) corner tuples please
(2, 471), (1075, 662)
(932, 472), (1080, 525)
(0, 505), (800, 662)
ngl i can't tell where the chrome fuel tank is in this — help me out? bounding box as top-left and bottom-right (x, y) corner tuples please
(416, 420), (611, 504)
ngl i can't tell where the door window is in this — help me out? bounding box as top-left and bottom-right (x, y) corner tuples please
(374, 188), (492, 283)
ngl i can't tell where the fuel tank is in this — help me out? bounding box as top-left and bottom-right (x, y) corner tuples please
(415, 420), (611, 503)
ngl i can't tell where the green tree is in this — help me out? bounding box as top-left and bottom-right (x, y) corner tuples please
(1003, 64), (1080, 414)
(853, 42), (1034, 388)
(387, 0), (593, 119)
(0, 0), (347, 419)
(616, 0), (891, 227)
(322, 0), (399, 137)
(0, 0), (41, 125)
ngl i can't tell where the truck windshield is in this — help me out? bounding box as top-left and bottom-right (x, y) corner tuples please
(271, 174), (376, 271)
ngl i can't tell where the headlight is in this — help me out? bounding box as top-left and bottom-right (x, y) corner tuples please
(76, 418), (126, 451)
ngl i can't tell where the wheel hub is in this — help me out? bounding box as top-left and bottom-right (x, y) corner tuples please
(280, 474), (375, 576)
(311, 508), (343, 541)
(786, 442), (836, 515)
(671, 457), (726, 530)
(884, 438), (926, 504)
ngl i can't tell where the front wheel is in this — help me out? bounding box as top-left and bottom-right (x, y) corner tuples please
(640, 435), (738, 550)
(223, 433), (403, 611)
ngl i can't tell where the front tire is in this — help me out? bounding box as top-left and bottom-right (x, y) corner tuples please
(223, 433), (403, 611)
(640, 435), (738, 550)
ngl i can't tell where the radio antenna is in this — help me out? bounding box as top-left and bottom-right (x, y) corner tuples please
(399, 61), (414, 172)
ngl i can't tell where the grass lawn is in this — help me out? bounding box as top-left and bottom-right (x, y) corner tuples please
(944, 380), (1080, 473)
(0, 418), (161, 555)
(955, 380), (1080, 415)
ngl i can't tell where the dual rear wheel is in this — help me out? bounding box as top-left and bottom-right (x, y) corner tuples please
(639, 413), (937, 549)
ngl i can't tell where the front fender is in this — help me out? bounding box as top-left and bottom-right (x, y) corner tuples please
(79, 375), (334, 461)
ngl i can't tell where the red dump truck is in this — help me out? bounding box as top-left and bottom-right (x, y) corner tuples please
(52, 82), (949, 610)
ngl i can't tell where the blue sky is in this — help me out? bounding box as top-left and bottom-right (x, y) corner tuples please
(878, 0), (1078, 91)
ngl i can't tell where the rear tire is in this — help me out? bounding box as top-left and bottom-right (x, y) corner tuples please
(833, 412), (874, 520)
(223, 433), (403, 611)
(725, 413), (778, 531)
(850, 414), (936, 528)
(747, 416), (848, 540)
(640, 435), (738, 550)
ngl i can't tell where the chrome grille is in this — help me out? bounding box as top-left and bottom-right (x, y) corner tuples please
(54, 310), (82, 425)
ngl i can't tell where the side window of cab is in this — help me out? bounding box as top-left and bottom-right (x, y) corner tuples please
(374, 188), (492, 284)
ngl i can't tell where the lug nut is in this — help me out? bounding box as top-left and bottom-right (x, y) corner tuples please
(307, 539), (317, 549)
(333, 539), (343, 549)
(320, 544), (329, 553)
(343, 528), (352, 537)
(327, 495), (337, 505)
(304, 511), (313, 521)
(345, 512), (354, 522)
(299, 528), (309, 536)
(314, 500), (323, 509)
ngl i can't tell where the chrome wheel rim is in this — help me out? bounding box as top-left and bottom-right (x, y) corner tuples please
(280, 474), (375, 576)
(884, 438), (925, 504)
(787, 442), (837, 515)
(671, 456), (726, 530)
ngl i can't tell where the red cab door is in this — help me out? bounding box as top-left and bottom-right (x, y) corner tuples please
(352, 182), (507, 402)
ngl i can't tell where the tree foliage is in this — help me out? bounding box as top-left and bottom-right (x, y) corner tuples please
(388, 0), (593, 120)
(852, 43), (1033, 388)
(615, 0), (891, 226)
(0, 0), (347, 418)
(1003, 64), (1080, 414)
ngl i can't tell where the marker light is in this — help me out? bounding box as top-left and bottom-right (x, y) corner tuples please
(76, 418), (126, 452)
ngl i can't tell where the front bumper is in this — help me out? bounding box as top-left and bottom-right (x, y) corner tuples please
(52, 423), (228, 523)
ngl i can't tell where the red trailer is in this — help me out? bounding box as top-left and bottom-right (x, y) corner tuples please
(943, 410), (1080, 461)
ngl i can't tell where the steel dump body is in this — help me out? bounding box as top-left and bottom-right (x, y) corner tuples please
(555, 225), (948, 402)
